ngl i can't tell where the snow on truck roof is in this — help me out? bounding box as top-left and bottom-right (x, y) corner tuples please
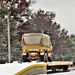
(21, 33), (51, 47)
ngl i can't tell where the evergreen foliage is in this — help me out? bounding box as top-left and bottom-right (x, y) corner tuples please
(0, 1), (75, 63)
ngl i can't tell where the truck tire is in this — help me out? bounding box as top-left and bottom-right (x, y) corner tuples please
(40, 55), (44, 62)
(63, 65), (68, 71)
(22, 55), (27, 62)
(51, 66), (56, 72)
(48, 57), (52, 62)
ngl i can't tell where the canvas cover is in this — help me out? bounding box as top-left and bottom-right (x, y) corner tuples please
(21, 33), (50, 47)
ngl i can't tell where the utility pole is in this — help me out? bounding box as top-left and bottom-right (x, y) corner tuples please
(5, 15), (11, 63)
(7, 15), (11, 63)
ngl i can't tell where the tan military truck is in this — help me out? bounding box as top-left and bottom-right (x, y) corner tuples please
(21, 33), (52, 62)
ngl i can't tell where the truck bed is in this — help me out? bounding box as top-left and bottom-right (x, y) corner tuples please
(47, 61), (73, 66)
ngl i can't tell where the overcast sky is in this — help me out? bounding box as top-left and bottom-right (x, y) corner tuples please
(32, 0), (75, 35)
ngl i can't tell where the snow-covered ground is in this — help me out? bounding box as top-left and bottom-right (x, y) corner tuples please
(0, 61), (41, 75)
(0, 63), (28, 75)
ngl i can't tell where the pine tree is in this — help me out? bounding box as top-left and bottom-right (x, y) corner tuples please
(0, 0), (31, 62)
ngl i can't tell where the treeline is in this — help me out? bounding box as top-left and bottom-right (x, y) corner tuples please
(0, 0), (75, 63)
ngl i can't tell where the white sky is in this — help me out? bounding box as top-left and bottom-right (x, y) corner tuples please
(32, 0), (75, 35)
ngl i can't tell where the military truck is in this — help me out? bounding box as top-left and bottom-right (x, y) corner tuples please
(21, 33), (52, 62)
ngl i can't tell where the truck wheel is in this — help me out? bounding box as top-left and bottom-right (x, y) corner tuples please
(22, 55), (27, 62)
(48, 57), (52, 62)
(51, 67), (56, 72)
(63, 65), (68, 71)
(40, 55), (44, 62)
